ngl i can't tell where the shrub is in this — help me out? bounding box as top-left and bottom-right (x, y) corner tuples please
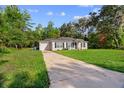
(0, 47), (11, 54)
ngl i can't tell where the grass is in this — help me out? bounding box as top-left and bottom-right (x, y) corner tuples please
(0, 48), (50, 88)
(56, 49), (124, 73)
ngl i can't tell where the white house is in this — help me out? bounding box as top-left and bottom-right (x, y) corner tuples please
(39, 37), (88, 51)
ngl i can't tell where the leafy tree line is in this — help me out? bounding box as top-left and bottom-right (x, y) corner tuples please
(0, 5), (124, 49)
(0, 6), (60, 49)
(0, 5), (32, 48)
(61, 5), (124, 49)
(87, 5), (124, 49)
(60, 5), (124, 49)
(0, 5), (86, 49)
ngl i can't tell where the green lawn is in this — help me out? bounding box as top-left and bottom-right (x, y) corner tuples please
(56, 49), (124, 73)
(0, 48), (49, 88)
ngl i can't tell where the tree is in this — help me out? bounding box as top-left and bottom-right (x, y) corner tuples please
(60, 23), (67, 37)
(46, 21), (60, 38)
(97, 6), (122, 48)
(47, 21), (54, 32)
(8, 29), (25, 48)
(88, 32), (99, 48)
(4, 6), (31, 32)
(74, 17), (88, 33)
(0, 5), (32, 48)
(0, 8), (4, 46)
(60, 22), (83, 38)
(48, 28), (60, 38)
(35, 24), (44, 40)
(87, 5), (124, 49)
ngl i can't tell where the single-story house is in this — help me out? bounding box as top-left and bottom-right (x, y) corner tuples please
(39, 37), (88, 51)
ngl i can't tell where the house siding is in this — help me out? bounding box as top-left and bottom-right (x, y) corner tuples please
(39, 42), (49, 51)
(39, 37), (88, 51)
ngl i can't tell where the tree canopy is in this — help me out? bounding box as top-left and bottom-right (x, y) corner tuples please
(0, 5), (124, 49)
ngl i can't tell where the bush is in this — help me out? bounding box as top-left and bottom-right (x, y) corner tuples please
(0, 47), (11, 54)
(119, 46), (124, 50)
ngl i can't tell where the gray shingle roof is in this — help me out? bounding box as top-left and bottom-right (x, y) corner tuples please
(40, 37), (84, 42)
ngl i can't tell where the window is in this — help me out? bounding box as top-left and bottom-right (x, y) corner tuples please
(83, 42), (86, 47)
(63, 43), (64, 48)
(71, 42), (75, 48)
(66, 42), (68, 47)
(55, 42), (57, 48)
(74, 42), (77, 48)
(81, 43), (82, 48)
(55, 42), (63, 48)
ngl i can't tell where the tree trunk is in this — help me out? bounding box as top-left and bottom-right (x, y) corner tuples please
(113, 38), (120, 48)
(15, 45), (18, 48)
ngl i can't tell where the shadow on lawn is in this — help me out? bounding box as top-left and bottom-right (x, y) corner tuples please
(8, 71), (50, 88)
(0, 73), (5, 87)
(49, 62), (124, 88)
(0, 60), (8, 65)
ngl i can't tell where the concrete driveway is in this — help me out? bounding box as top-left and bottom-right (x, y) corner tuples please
(43, 51), (124, 88)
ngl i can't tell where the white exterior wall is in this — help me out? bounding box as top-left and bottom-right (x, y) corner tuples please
(62, 41), (75, 50)
(77, 41), (88, 50)
(52, 42), (55, 50)
(64, 42), (66, 49)
(39, 40), (88, 51)
(52, 41), (63, 51)
(77, 42), (82, 50)
(66, 41), (71, 50)
(52, 41), (75, 51)
(85, 41), (88, 49)
(39, 42), (48, 51)
(81, 41), (88, 49)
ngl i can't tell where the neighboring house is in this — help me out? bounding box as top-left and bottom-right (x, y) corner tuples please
(39, 37), (88, 51)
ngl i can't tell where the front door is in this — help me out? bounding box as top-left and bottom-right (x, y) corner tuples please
(74, 42), (77, 49)
(66, 42), (68, 49)
(63, 42), (64, 49)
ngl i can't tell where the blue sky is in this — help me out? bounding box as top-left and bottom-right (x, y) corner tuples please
(2, 5), (102, 28)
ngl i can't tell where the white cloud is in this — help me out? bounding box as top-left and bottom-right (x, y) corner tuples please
(78, 5), (94, 7)
(46, 11), (53, 16)
(46, 11), (66, 16)
(74, 16), (84, 19)
(74, 15), (90, 19)
(92, 8), (100, 12)
(27, 9), (39, 13)
(60, 12), (66, 16)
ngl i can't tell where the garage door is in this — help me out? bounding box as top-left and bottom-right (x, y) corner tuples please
(39, 42), (49, 51)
